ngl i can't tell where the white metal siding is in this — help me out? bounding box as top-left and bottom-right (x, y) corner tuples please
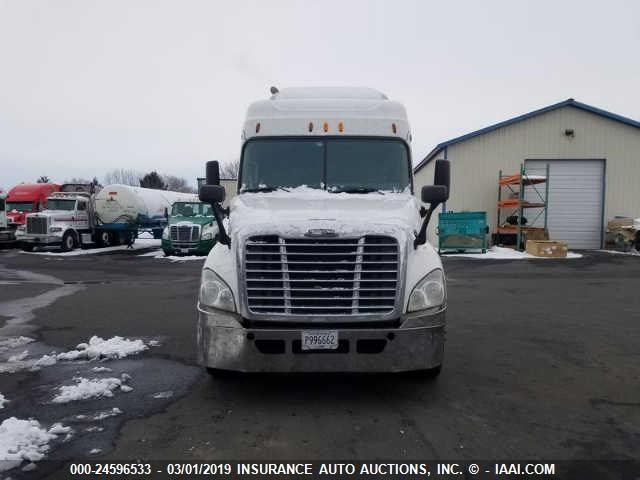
(525, 160), (604, 249)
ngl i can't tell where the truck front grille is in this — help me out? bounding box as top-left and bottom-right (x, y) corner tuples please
(171, 225), (199, 242)
(244, 235), (399, 316)
(26, 217), (47, 235)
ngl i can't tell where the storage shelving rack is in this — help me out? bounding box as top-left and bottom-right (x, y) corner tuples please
(496, 163), (550, 251)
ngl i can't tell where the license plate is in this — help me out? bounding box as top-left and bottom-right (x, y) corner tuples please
(301, 330), (338, 350)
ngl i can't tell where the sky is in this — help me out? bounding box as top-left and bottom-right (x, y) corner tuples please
(1, 0), (639, 190)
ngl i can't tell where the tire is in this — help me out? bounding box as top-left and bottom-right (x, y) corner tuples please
(97, 231), (111, 247)
(61, 231), (76, 252)
(22, 244), (34, 252)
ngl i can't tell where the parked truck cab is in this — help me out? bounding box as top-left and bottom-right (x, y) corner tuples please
(6, 183), (60, 237)
(22, 190), (92, 251)
(196, 87), (450, 375)
(161, 201), (218, 256)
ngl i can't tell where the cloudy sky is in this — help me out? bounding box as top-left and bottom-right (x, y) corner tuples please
(1, 0), (638, 189)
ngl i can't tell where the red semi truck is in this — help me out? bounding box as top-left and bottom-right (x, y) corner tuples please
(5, 183), (60, 242)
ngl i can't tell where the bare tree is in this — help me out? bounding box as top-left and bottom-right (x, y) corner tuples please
(103, 168), (142, 186)
(219, 159), (240, 180)
(163, 175), (196, 193)
(37, 176), (50, 183)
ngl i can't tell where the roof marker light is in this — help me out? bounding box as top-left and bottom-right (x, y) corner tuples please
(392, 123), (397, 134)
(255, 122), (261, 133)
(308, 122), (314, 132)
(338, 122), (344, 133)
(323, 122), (329, 133)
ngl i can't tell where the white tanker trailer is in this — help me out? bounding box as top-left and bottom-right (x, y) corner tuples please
(22, 183), (197, 251)
(95, 185), (197, 226)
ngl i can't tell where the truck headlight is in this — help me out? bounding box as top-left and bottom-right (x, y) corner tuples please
(199, 268), (236, 312)
(162, 227), (169, 240)
(50, 227), (62, 232)
(201, 224), (218, 240)
(408, 269), (446, 312)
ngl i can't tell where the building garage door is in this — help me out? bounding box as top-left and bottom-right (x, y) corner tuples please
(526, 160), (604, 249)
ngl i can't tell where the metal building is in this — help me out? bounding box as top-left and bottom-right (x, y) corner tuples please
(413, 99), (640, 249)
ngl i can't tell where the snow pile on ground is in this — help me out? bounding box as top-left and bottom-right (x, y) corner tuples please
(0, 393), (8, 409)
(52, 374), (132, 403)
(600, 249), (640, 256)
(8, 350), (29, 362)
(2, 336), (149, 373)
(152, 391), (173, 399)
(157, 254), (206, 262)
(0, 418), (69, 472)
(47, 423), (72, 435)
(138, 250), (205, 261)
(445, 246), (582, 260)
(56, 336), (148, 361)
(75, 407), (122, 422)
(22, 238), (160, 257)
(0, 337), (34, 354)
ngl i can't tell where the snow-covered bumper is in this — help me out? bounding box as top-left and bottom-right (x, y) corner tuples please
(196, 306), (445, 373)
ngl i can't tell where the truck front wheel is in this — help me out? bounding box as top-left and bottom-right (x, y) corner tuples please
(61, 232), (76, 252)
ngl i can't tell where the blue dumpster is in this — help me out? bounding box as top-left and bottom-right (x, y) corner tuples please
(437, 211), (488, 253)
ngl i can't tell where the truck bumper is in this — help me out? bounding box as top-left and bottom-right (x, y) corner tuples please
(196, 306), (445, 373)
(162, 239), (214, 256)
(21, 235), (61, 246)
(0, 230), (16, 244)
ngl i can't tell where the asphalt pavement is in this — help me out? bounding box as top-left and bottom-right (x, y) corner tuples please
(0, 246), (639, 479)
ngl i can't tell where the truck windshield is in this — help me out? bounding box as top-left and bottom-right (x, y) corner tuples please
(240, 138), (411, 193)
(6, 202), (34, 212)
(172, 202), (213, 217)
(46, 199), (76, 211)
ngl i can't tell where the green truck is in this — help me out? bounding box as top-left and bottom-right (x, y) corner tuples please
(161, 201), (217, 256)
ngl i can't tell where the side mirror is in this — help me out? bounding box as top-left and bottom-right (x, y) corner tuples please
(206, 160), (221, 186)
(414, 159), (451, 249)
(421, 185), (448, 205)
(199, 185), (226, 204)
(434, 159), (450, 191)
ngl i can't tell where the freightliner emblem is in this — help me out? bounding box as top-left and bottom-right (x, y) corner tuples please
(305, 228), (338, 237)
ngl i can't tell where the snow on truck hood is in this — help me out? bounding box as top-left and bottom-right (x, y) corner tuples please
(229, 188), (421, 240)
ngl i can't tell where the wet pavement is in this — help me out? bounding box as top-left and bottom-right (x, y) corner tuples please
(0, 247), (639, 478)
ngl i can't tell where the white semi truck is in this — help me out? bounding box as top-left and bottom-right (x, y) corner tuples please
(22, 183), (196, 251)
(196, 87), (450, 375)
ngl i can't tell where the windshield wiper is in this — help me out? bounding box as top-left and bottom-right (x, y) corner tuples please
(241, 186), (290, 193)
(329, 187), (384, 194)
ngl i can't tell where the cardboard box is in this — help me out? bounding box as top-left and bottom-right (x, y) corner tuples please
(522, 227), (549, 242)
(525, 240), (567, 258)
(607, 217), (634, 230)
